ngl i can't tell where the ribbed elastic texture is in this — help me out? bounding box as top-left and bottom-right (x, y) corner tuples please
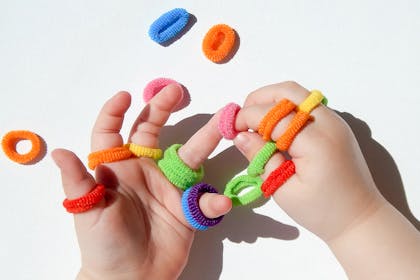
(224, 174), (263, 206)
(247, 141), (277, 176)
(143, 77), (180, 103)
(63, 184), (106, 213)
(261, 160), (295, 197)
(126, 143), (162, 160)
(148, 8), (190, 44)
(218, 102), (241, 139)
(258, 99), (296, 141)
(181, 183), (224, 230)
(1, 130), (42, 164)
(88, 146), (133, 170)
(275, 111), (311, 151)
(202, 24), (236, 63)
(157, 144), (204, 190)
(297, 90), (325, 113)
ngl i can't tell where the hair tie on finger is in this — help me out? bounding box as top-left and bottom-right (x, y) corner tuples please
(275, 111), (311, 151)
(63, 184), (106, 213)
(143, 77), (181, 103)
(224, 174), (263, 206)
(297, 90), (326, 113)
(157, 144), (204, 191)
(182, 183), (224, 230)
(261, 160), (295, 198)
(247, 141), (277, 176)
(218, 102), (241, 139)
(126, 143), (162, 160)
(258, 99), (296, 141)
(1, 130), (44, 164)
(88, 146), (133, 170)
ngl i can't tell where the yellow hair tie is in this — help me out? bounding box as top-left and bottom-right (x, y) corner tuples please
(297, 90), (324, 113)
(126, 143), (163, 160)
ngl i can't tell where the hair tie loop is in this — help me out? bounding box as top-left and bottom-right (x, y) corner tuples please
(63, 184), (106, 213)
(224, 174), (263, 206)
(148, 8), (190, 44)
(247, 141), (277, 176)
(88, 146), (133, 170)
(202, 24), (236, 63)
(125, 143), (162, 160)
(261, 160), (295, 197)
(218, 102), (241, 139)
(258, 99), (296, 141)
(1, 130), (44, 164)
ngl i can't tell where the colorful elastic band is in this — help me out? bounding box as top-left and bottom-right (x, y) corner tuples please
(258, 99), (296, 141)
(148, 8), (190, 44)
(261, 160), (295, 197)
(202, 24), (236, 63)
(88, 146), (133, 170)
(247, 141), (277, 176)
(143, 77), (181, 103)
(297, 90), (325, 113)
(182, 183), (224, 231)
(1, 130), (43, 164)
(157, 144), (204, 191)
(218, 102), (241, 139)
(63, 184), (106, 213)
(125, 143), (162, 160)
(224, 174), (263, 206)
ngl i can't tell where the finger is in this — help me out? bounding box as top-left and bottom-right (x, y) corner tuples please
(91, 91), (131, 151)
(129, 83), (184, 148)
(233, 131), (286, 180)
(198, 193), (232, 219)
(177, 110), (222, 169)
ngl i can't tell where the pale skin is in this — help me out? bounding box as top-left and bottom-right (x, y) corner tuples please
(53, 82), (420, 279)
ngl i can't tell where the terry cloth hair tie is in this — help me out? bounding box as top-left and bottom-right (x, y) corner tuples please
(125, 143), (163, 160)
(224, 174), (263, 206)
(148, 8), (190, 44)
(258, 99), (296, 141)
(63, 184), (106, 213)
(276, 90), (326, 151)
(182, 183), (224, 230)
(88, 146), (133, 170)
(1, 130), (43, 164)
(143, 77), (182, 103)
(157, 144), (204, 191)
(247, 141), (277, 177)
(261, 160), (295, 197)
(202, 24), (236, 63)
(218, 102), (241, 139)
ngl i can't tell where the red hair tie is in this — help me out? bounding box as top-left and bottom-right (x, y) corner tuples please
(261, 160), (295, 197)
(63, 184), (106, 213)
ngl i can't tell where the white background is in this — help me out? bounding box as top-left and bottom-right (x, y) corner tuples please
(1, 1), (419, 279)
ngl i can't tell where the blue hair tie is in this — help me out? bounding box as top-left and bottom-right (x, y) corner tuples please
(182, 187), (208, 231)
(149, 8), (190, 44)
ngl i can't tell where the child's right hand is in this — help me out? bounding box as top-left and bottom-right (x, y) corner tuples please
(233, 81), (384, 242)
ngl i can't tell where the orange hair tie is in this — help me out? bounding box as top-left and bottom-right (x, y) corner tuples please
(63, 184), (105, 213)
(1, 130), (43, 164)
(202, 24), (236, 63)
(88, 146), (133, 170)
(258, 99), (296, 141)
(276, 111), (311, 150)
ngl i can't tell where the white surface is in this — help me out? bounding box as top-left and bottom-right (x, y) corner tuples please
(1, 0), (419, 279)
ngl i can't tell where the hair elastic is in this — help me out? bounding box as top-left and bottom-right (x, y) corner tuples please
(181, 183), (224, 230)
(88, 146), (133, 170)
(297, 90), (325, 113)
(258, 99), (296, 141)
(224, 174), (263, 206)
(247, 141), (277, 176)
(126, 143), (162, 160)
(148, 8), (190, 44)
(218, 102), (241, 139)
(143, 77), (182, 103)
(1, 130), (43, 164)
(63, 184), (106, 213)
(261, 160), (295, 197)
(157, 144), (204, 191)
(202, 24), (236, 63)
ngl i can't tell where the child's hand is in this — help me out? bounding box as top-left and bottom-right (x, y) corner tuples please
(52, 84), (231, 280)
(233, 81), (383, 241)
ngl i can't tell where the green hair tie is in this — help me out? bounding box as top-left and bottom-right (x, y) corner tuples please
(224, 174), (263, 206)
(157, 144), (204, 191)
(247, 141), (277, 176)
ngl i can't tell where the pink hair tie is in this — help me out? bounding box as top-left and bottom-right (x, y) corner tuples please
(218, 102), (241, 140)
(143, 77), (182, 103)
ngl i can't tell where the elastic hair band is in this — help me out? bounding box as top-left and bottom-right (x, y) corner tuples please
(258, 99), (296, 141)
(224, 174), (263, 206)
(218, 102), (241, 139)
(157, 144), (204, 191)
(88, 146), (133, 170)
(148, 8), (190, 44)
(247, 141), (277, 176)
(261, 160), (295, 197)
(143, 77), (181, 103)
(63, 184), (106, 213)
(181, 183), (224, 230)
(1, 130), (43, 164)
(125, 143), (162, 160)
(297, 90), (325, 113)
(202, 24), (236, 63)
(275, 111), (311, 151)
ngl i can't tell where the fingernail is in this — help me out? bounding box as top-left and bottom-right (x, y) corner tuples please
(234, 132), (249, 154)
